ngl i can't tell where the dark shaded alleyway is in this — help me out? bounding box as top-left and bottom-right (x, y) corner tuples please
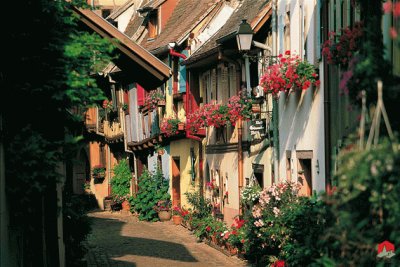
(85, 211), (248, 267)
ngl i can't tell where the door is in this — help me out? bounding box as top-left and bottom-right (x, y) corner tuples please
(297, 159), (312, 196)
(172, 157), (181, 207)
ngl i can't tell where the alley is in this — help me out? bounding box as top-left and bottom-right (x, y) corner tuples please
(85, 211), (248, 267)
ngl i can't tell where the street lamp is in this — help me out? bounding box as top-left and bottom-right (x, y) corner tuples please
(236, 19), (253, 51)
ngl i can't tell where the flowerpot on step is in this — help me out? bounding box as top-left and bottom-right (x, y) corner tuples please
(121, 200), (130, 211)
(172, 215), (182, 225)
(158, 210), (172, 221)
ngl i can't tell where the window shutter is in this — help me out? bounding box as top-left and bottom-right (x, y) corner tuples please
(137, 84), (144, 106)
(178, 50), (189, 93)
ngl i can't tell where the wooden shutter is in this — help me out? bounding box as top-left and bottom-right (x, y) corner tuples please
(137, 84), (144, 106)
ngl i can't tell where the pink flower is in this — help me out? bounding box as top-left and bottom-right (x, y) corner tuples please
(394, 2), (400, 17)
(390, 27), (398, 39)
(383, 1), (392, 14)
(206, 226), (211, 232)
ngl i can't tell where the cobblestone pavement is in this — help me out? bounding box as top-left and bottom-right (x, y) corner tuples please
(85, 210), (249, 267)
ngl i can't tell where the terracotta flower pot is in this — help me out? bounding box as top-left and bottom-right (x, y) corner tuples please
(172, 215), (182, 225)
(121, 200), (130, 211)
(158, 210), (172, 221)
(178, 123), (185, 131)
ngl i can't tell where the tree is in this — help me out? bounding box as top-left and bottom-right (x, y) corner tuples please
(1, 0), (114, 265)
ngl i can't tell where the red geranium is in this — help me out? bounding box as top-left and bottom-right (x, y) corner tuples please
(322, 22), (363, 66)
(259, 51), (319, 98)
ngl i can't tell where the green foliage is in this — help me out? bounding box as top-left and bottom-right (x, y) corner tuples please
(315, 139), (400, 266)
(111, 159), (131, 199)
(129, 168), (170, 221)
(63, 192), (93, 267)
(2, 0), (115, 264)
(184, 191), (212, 220)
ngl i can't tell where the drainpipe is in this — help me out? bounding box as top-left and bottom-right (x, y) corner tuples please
(272, 0), (279, 182)
(169, 48), (187, 60)
(322, 1), (332, 193)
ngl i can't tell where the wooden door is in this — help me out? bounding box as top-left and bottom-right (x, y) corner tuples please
(297, 159), (312, 196)
(172, 157), (181, 207)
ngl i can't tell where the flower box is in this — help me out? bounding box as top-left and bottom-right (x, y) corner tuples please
(178, 122), (185, 131)
(157, 99), (166, 106)
(193, 128), (206, 137)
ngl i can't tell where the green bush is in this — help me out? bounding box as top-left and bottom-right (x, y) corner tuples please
(111, 159), (131, 199)
(184, 191), (212, 220)
(63, 193), (92, 267)
(314, 139), (400, 266)
(129, 168), (170, 221)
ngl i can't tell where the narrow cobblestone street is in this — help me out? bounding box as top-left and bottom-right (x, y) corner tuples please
(85, 211), (248, 267)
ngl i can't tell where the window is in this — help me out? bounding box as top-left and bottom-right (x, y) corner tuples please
(228, 66), (236, 97)
(284, 11), (291, 52)
(101, 9), (112, 18)
(100, 144), (106, 168)
(148, 11), (158, 39)
(286, 151), (292, 180)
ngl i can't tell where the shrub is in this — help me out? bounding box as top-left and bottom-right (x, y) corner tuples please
(129, 168), (170, 221)
(110, 159), (131, 201)
(315, 139), (400, 266)
(184, 191), (212, 220)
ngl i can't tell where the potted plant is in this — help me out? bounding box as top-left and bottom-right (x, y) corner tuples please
(122, 103), (129, 114)
(92, 164), (105, 179)
(154, 143), (164, 155)
(160, 117), (183, 137)
(110, 159), (131, 212)
(144, 90), (165, 111)
(172, 206), (183, 225)
(154, 199), (172, 221)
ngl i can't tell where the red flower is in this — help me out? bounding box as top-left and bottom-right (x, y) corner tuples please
(284, 50), (291, 55)
(206, 226), (211, 232)
(272, 260), (286, 267)
(390, 27), (398, 39)
(383, 1), (392, 13)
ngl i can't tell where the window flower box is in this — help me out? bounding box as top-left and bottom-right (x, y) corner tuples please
(259, 50), (320, 98)
(160, 117), (184, 137)
(144, 90), (165, 111)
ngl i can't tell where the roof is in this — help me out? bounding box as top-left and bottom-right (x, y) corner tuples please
(124, 0), (219, 53)
(140, 0), (166, 10)
(143, 0), (218, 52)
(185, 0), (271, 64)
(106, 0), (135, 20)
(73, 6), (171, 89)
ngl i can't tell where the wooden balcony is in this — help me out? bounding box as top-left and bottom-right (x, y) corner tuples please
(104, 120), (124, 143)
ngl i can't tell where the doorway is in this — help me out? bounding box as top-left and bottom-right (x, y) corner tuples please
(297, 158), (312, 196)
(296, 150), (313, 196)
(172, 157), (181, 208)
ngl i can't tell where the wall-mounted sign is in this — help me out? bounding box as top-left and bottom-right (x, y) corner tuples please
(249, 119), (266, 141)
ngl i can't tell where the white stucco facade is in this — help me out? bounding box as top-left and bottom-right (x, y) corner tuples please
(276, 0), (325, 194)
